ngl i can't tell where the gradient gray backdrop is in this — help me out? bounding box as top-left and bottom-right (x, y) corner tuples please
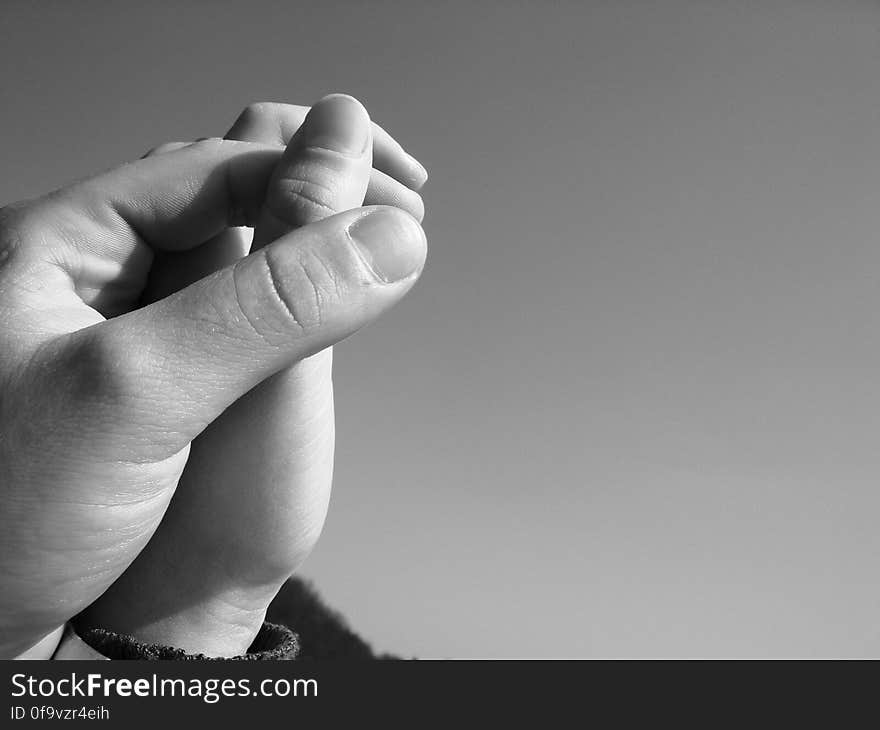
(3, 0), (880, 657)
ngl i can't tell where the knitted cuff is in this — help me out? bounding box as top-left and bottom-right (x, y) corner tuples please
(74, 621), (300, 660)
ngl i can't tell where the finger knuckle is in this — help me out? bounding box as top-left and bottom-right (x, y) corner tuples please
(188, 136), (226, 155)
(142, 141), (181, 158)
(262, 246), (342, 335)
(266, 175), (338, 226)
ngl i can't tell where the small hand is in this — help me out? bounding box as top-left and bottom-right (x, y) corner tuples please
(77, 95), (428, 655)
(0, 109), (426, 657)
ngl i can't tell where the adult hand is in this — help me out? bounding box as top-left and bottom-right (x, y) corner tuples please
(0, 96), (426, 658)
(77, 95), (427, 655)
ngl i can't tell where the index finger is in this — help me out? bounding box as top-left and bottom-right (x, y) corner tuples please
(25, 139), (281, 267)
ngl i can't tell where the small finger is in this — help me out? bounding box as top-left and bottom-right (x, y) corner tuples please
(226, 101), (427, 190)
(365, 168), (425, 222)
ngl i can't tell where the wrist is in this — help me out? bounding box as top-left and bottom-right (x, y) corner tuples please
(77, 589), (274, 658)
(76, 538), (286, 657)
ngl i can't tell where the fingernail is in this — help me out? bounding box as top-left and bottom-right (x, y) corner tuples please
(303, 94), (370, 156)
(348, 209), (426, 283)
(405, 153), (429, 189)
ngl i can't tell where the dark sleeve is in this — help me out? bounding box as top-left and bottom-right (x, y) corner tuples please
(266, 577), (398, 660)
(74, 621), (300, 660)
(72, 577), (396, 660)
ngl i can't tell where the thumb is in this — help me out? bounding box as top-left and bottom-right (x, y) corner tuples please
(46, 205), (426, 461)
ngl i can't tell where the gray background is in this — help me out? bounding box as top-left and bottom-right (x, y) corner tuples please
(3, 0), (880, 657)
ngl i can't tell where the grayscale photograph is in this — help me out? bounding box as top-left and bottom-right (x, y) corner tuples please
(1, 2), (878, 704)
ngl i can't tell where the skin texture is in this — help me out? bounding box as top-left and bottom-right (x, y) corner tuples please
(0, 95), (427, 658)
(78, 95), (426, 655)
